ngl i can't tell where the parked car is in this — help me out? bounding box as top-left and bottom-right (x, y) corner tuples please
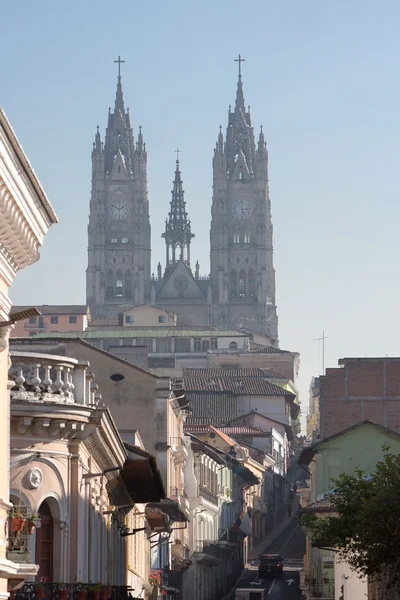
(258, 554), (283, 578)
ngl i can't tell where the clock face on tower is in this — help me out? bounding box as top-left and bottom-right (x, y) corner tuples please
(232, 198), (252, 219)
(110, 198), (129, 220)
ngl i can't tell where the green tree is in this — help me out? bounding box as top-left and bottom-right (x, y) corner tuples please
(300, 448), (400, 589)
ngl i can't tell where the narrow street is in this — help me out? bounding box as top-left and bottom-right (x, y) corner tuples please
(239, 517), (306, 599)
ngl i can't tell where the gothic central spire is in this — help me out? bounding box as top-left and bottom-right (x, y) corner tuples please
(234, 54), (246, 113)
(114, 56), (126, 114)
(162, 153), (194, 270)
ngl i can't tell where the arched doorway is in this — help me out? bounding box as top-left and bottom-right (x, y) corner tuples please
(35, 500), (54, 582)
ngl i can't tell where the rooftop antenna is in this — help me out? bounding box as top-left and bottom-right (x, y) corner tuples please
(312, 330), (330, 374)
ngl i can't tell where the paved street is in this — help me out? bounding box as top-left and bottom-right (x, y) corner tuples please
(239, 517), (305, 599)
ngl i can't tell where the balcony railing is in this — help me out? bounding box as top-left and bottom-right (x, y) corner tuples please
(7, 506), (40, 564)
(195, 540), (221, 557)
(199, 485), (218, 505)
(169, 487), (188, 499)
(161, 567), (183, 593)
(9, 351), (100, 406)
(305, 579), (335, 599)
(12, 584), (132, 600)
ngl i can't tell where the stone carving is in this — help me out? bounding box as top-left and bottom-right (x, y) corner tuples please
(28, 468), (43, 489)
(174, 275), (188, 292)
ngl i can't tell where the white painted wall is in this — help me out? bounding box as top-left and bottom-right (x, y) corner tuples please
(334, 555), (368, 600)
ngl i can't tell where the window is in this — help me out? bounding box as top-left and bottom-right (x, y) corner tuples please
(123, 338), (133, 346)
(50, 316), (58, 324)
(116, 271), (123, 297)
(194, 337), (201, 352)
(230, 270), (237, 297)
(125, 315), (133, 324)
(175, 337), (191, 352)
(210, 337), (218, 350)
(136, 337), (153, 349)
(202, 339), (210, 352)
(239, 269), (246, 297)
(110, 373), (125, 382)
(156, 338), (171, 353)
(29, 316), (37, 325)
(111, 238), (118, 244)
(233, 233), (240, 244)
(229, 341), (238, 350)
(106, 270), (114, 299)
(121, 237), (128, 244)
(248, 270), (256, 297)
(69, 316), (77, 324)
(158, 315), (166, 323)
(244, 233), (250, 244)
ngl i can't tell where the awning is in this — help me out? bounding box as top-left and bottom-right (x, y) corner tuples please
(146, 498), (189, 523)
(119, 443), (166, 503)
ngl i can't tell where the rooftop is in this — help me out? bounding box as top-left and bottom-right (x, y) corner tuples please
(184, 424), (270, 436)
(11, 305), (88, 316)
(183, 375), (295, 397)
(28, 328), (247, 339)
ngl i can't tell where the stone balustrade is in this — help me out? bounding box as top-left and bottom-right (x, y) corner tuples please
(9, 351), (99, 406)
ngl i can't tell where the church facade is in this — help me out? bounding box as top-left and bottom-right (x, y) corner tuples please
(86, 61), (279, 344)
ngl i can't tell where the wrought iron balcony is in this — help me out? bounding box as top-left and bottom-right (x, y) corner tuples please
(161, 567), (183, 594)
(169, 486), (187, 499)
(199, 485), (218, 505)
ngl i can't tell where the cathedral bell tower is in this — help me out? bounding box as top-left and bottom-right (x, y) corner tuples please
(210, 55), (279, 343)
(86, 57), (151, 319)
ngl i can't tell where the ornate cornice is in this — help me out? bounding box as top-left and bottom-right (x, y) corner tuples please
(0, 178), (41, 280)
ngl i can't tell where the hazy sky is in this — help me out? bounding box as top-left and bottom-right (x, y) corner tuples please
(3, 0), (400, 426)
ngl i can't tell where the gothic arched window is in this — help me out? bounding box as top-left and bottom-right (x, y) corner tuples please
(229, 341), (238, 350)
(124, 270), (132, 298)
(230, 270), (237, 297)
(248, 270), (256, 297)
(106, 271), (114, 299)
(233, 232), (240, 244)
(239, 269), (246, 297)
(115, 269), (123, 297)
(244, 232), (251, 244)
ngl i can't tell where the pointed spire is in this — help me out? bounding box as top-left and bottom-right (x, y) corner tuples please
(162, 153), (194, 269)
(95, 125), (101, 151)
(114, 56), (125, 114)
(218, 125), (223, 150)
(137, 125), (144, 151)
(115, 75), (125, 114)
(234, 54), (246, 113)
(258, 124), (265, 152)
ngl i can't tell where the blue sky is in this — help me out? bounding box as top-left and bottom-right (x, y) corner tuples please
(3, 0), (400, 426)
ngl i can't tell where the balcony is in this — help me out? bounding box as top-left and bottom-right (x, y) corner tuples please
(9, 352), (98, 407)
(194, 541), (221, 567)
(7, 506), (39, 566)
(161, 567), (183, 594)
(12, 583), (133, 600)
(169, 487), (189, 517)
(199, 485), (218, 505)
(169, 437), (188, 463)
(304, 579), (334, 599)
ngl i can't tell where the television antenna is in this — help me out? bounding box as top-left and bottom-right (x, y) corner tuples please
(312, 331), (330, 374)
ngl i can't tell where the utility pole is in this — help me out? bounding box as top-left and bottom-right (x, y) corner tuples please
(313, 331), (330, 374)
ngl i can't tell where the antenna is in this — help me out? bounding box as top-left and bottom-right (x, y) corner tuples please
(312, 331), (330, 374)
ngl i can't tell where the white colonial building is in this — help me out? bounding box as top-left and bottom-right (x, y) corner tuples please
(0, 107), (57, 597)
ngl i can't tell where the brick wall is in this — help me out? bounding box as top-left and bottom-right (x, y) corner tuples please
(320, 358), (400, 439)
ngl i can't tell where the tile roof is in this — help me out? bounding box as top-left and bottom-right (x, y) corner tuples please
(32, 328), (247, 339)
(11, 305), (88, 315)
(210, 425), (236, 447)
(184, 424), (270, 436)
(184, 376), (294, 397)
(250, 346), (293, 354)
(184, 368), (268, 378)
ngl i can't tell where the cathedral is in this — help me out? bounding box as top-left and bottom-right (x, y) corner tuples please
(86, 57), (279, 344)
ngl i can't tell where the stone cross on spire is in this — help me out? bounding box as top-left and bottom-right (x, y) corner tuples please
(234, 54), (245, 78)
(114, 55), (125, 78)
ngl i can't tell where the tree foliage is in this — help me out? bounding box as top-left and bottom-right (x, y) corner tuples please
(299, 448), (400, 588)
